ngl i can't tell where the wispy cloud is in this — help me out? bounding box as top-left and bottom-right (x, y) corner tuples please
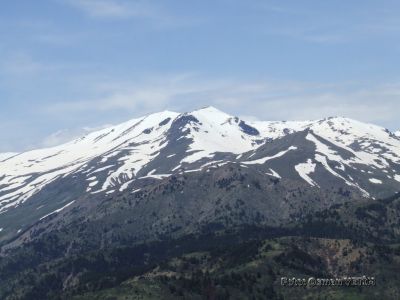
(41, 124), (112, 147)
(2, 73), (400, 152)
(268, 21), (400, 45)
(1, 53), (51, 75)
(32, 32), (86, 46)
(46, 74), (206, 114)
(255, 1), (400, 44)
(264, 26), (351, 44)
(41, 129), (86, 147)
(64, 0), (166, 20)
(45, 74), (400, 130)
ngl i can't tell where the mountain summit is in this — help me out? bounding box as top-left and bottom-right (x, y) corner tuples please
(0, 107), (400, 244)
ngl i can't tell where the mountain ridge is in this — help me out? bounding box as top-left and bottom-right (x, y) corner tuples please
(1, 107), (400, 299)
(0, 106), (400, 244)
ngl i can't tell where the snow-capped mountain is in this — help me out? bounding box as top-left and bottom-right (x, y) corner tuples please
(395, 130), (400, 137)
(1, 107), (400, 241)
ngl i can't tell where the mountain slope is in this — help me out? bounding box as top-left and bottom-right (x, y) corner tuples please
(1, 107), (400, 299)
(0, 107), (400, 244)
(0, 153), (18, 162)
(1, 192), (400, 300)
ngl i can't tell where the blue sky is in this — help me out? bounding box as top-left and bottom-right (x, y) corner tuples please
(1, 0), (400, 152)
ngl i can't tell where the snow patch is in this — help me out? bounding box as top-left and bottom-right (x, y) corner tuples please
(88, 181), (98, 187)
(295, 159), (318, 187)
(369, 178), (382, 184)
(183, 168), (203, 173)
(120, 179), (134, 192)
(180, 107), (264, 164)
(266, 169), (281, 178)
(242, 146), (297, 165)
(315, 154), (370, 197)
(88, 165), (114, 174)
(40, 200), (75, 220)
(139, 174), (171, 180)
